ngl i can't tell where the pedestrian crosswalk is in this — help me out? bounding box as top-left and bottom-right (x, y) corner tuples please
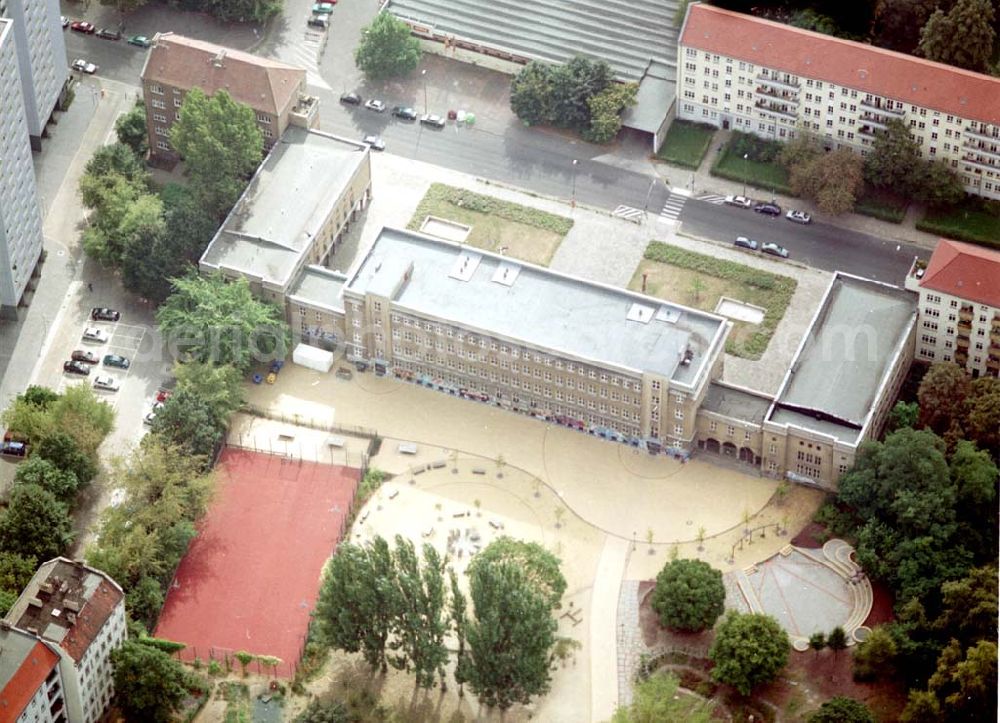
(612, 205), (645, 223)
(659, 189), (690, 222)
(697, 193), (727, 205)
(266, 30), (331, 91)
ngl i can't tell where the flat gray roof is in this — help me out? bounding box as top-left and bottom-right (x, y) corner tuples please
(200, 126), (368, 290)
(387, 0), (681, 83)
(769, 274), (915, 440)
(288, 265), (347, 312)
(622, 62), (676, 134)
(701, 382), (773, 425)
(346, 228), (728, 383)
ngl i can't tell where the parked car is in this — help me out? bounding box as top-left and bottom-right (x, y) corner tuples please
(70, 21), (95, 34)
(90, 307), (120, 322)
(0, 440), (27, 457)
(143, 402), (164, 426)
(363, 135), (386, 151)
(155, 389), (173, 403)
(71, 349), (99, 364)
(71, 59), (98, 75)
(307, 14), (329, 28)
(82, 327), (109, 343)
(724, 195), (753, 208)
(734, 236), (759, 251)
(127, 35), (151, 48)
(786, 209), (812, 224)
(103, 354), (130, 369)
(64, 360), (91, 376)
(93, 375), (120, 392)
(96, 28), (121, 40)
(753, 202), (782, 216)
(312, 2), (336, 13)
(420, 114), (446, 128)
(339, 92), (361, 106)
(392, 106), (418, 120)
(761, 241), (789, 258)
(364, 99), (386, 113)
(61, 16), (70, 29)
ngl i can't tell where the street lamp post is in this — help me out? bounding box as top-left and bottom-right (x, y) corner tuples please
(742, 152), (749, 197)
(571, 159), (578, 209)
(421, 69), (428, 115)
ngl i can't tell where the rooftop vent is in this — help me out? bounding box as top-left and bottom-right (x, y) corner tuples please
(655, 306), (681, 324)
(27, 597), (43, 608)
(491, 262), (521, 287)
(449, 251), (482, 282)
(51, 609), (61, 619)
(39, 582), (54, 595)
(627, 303), (655, 324)
(63, 599), (81, 613)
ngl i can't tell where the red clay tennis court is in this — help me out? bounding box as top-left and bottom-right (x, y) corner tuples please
(155, 447), (359, 675)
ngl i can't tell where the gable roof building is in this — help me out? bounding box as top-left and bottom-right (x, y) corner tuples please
(906, 240), (1000, 378)
(0, 624), (62, 723)
(139, 33), (318, 161)
(677, 3), (1000, 200)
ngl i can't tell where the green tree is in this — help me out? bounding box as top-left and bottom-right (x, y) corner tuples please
(112, 640), (193, 723)
(198, 0), (282, 22)
(149, 388), (225, 460)
(918, 363), (971, 436)
(49, 385), (115, 455)
(853, 625), (897, 680)
(156, 273), (289, 372)
(708, 611), (789, 696)
(610, 670), (714, 722)
(510, 62), (554, 126)
(827, 626), (848, 656)
(964, 376), (1000, 455)
(888, 400), (919, 431)
(863, 119), (923, 194)
(650, 558), (725, 632)
(126, 576), (166, 630)
(448, 568), (470, 695)
(13, 456), (80, 504)
(115, 99), (149, 157)
(931, 566), (998, 648)
(99, 0), (150, 22)
(295, 698), (349, 723)
(353, 13), (421, 81)
(35, 432), (98, 486)
(899, 689), (943, 722)
(0, 484), (74, 560)
(387, 537), (448, 688)
(0, 552), (37, 615)
(174, 361), (244, 426)
(808, 631), (827, 656)
(949, 442), (998, 561)
(464, 558), (558, 710)
(584, 82), (639, 144)
(919, 0), (996, 72)
(788, 147), (864, 215)
(808, 696), (875, 723)
(21, 385), (59, 407)
(170, 88), (263, 219)
(467, 537), (567, 609)
(872, 0), (938, 52)
(79, 143), (151, 265)
(912, 159), (965, 207)
(549, 56), (613, 130)
(314, 538), (398, 672)
(927, 639), (998, 720)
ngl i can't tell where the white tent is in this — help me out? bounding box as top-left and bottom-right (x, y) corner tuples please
(292, 343), (334, 373)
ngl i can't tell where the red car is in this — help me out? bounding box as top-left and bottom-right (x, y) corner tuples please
(71, 21), (96, 34)
(155, 389), (173, 403)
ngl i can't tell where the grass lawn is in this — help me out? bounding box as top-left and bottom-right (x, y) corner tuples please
(631, 242), (797, 360)
(712, 148), (792, 196)
(655, 121), (716, 169)
(917, 201), (1000, 249)
(855, 187), (907, 224)
(219, 681), (251, 723)
(408, 183), (573, 266)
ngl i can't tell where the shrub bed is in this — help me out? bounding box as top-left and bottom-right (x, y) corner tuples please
(656, 121), (716, 169)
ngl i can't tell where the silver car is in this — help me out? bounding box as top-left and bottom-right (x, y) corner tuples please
(786, 209), (812, 224)
(93, 375), (120, 392)
(761, 241), (789, 258)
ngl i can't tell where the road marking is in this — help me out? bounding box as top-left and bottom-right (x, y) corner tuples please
(659, 191), (689, 222)
(612, 205), (644, 223)
(696, 193), (727, 205)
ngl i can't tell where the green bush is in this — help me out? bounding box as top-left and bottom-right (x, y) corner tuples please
(411, 184), (574, 235)
(917, 199), (1000, 249)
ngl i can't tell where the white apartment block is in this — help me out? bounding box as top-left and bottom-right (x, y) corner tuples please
(677, 3), (1000, 201)
(4, 559), (127, 723)
(0, 623), (67, 722)
(0, 18), (45, 319)
(0, 0), (67, 148)
(905, 239), (1000, 378)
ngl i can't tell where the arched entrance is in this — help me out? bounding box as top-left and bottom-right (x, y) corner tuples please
(722, 442), (737, 457)
(705, 438), (721, 454)
(739, 446), (755, 463)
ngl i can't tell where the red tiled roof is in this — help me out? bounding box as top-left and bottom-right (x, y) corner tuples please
(920, 239), (1000, 308)
(0, 641), (59, 723)
(680, 4), (1000, 124)
(59, 580), (122, 664)
(141, 33), (305, 116)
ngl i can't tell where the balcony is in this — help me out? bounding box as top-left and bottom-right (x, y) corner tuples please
(959, 306), (974, 320)
(289, 93), (320, 129)
(755, 85), (800, 104)
(956, 335), (970, 348)
(858, 113), (888, 131)
(988, 356), (999, 372)
(754, 100), (797, 120)
(860, 98), (904, 118)
(858, 125), (881, 138)
(991, 325), (1000, 342)
(963, 138), (1000, 160)
(961, 154), (999, 172)
(964, 124), (1000, 143)
(755, 73), (800, 92)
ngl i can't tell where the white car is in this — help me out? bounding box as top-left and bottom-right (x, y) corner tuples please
(724, 195), (753, 208)
(82, 327), (109, 343)
(93, 375), (120, 392)
(71, 59), (98, 74)
(786, 209), (812, 224)
(364, 99), (386, 113)
(363, 135), (386, 151)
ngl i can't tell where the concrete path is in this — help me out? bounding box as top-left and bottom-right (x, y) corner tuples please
(590, 535), (630, 723)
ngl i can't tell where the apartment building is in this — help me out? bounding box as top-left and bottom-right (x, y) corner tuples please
(4, 559), (127, 723)
(0, 624), (65, 723)
(905, 239), (1000, 378)
(0, 18), (45, 319)
(0, 0), (67, 149)
(200, 125), (372, 306)
(677, 3), (1000, 200)
(140, 33), (319, 161)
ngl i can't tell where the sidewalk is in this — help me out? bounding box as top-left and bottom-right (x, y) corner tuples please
(653, 129), (942, 250)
